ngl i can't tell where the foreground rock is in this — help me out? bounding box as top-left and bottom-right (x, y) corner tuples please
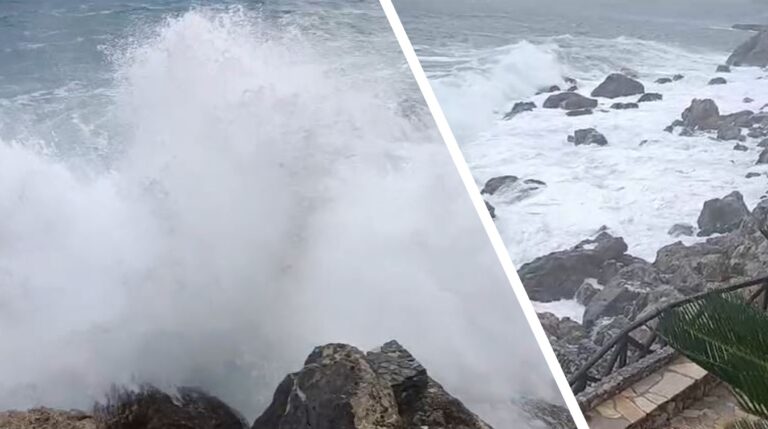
(543, 92), (598, 110)
(591, 73), (644, 99)
(681, 99), (721, 130)
(697, 191), (749, 236)
(253, 341), (493, 429)
(0, 409), (96, 429)
(727, 30), (768, 67)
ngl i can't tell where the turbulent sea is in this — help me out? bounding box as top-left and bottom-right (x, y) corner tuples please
(396, 0), (768, 312)
(0, 1), (563, 427)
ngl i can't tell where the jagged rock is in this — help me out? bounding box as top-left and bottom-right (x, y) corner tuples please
(734, 143), (749, 151)
(0, 409), (96, 429)
(718, 124), (743, 141)
(591, 73), (645, 99)
(566, 108), (593, 117)
(574, 279), (601, 305)
(98, 386), (248, 429)
(485, 201), (496, 219)
(503, 101), (536, 120)
(543, 92), (598, 110)
(653, 241), (734, 295)
(681, 99), (721, 130)
(481, 175), (518, 195)
(727, 30), (768, 67)
(536, 85), (561, 95)
(611, 102), (639, 110)
(572, 128), (608, 146)
(696, 191), (749, 236)
(668, 223), (694, 237)
(517, 232), (628, 302)
(637, 93), (662, 103)
(655, 77), (672, 84)
(673, 74), (685, 81)
(716, 65), (732, 73)
(709, 77), (727, 85)
(253, 342), (492, 429)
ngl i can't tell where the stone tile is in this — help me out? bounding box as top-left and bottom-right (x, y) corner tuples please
(670, 362), (709, 380)
(648, 371), (695, 399)
(615, 396), (646, 423)
(645, 392), (669, 405)
(633, 396), (657, 413)
(632, 371), (665, 395)
(595, 399), (623, 419)
(587, 412), (631, 429)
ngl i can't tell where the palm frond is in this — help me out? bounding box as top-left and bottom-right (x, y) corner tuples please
(658, 294), (768, 418)
(726, 418), (768, 429)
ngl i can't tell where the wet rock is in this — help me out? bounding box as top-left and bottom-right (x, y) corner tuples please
(717, 124), (743, 141)
(503, 101), (536, 120)
(716, 65), (732, 73)
(537, 85), (561, 95)
(572, 128), (608, 146)
(480, 175), (518, 195)
(611, 102), (639, 110)
(722, 110), (755, 128)
(673, 74), (685, 81)
(543, 92), (598, 110)
(591, 73), (645, 99)
(485, 200), (496, 219)
(749, 127), (768, 138)
(655, 77), (673, 84)
(745, 97), (755, 103)
(566, 108), (593, 117)
(564, 76), (578, 86)
(574, 279), (601, 305)
(734, 143), (749, 151)
(668, 223), (694, 237)
(517, 232), (628, 302)
(727, 30), (768, 67)
(746, 172), (762, 178)
(758, 148), (768, 164)
(98, 386), (248, 429)
(708, 77), (728, 85)
(679, 127), (696, 137)
(0, 409), (96, 429)
(681, 99), (721, 130)
(637, 93), (662, 103)
(696, 191), (749, 236)
(567, 85), (578, 92)
(759, 138), (768, 147)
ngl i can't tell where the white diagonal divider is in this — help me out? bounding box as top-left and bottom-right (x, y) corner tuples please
(378, 2), (589, 427)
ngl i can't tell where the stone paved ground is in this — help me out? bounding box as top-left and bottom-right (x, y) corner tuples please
(664, 384), (753, 429)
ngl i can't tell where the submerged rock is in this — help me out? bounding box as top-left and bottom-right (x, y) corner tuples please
(673, 74), (685, 81)
(668, 223), (694, 237)
(480, 175), (518, 195)
(543, 92), (598, 110)
(611, 102), (639, 110)
(591, 73), (645, 99)
(485, 200), (496, 219)
(571, 128), (608, 146)
(637, 93), (662, 103)
(536, 85), (561, 95)
(716, 65), (731, 73)
(655, 77), (672, 84)
(696, 191), (749, 237)
(503, 101), (536, 120)
(566, 108), (593, 117)
(734, 143), (749, 151)
(727, 30), (768, 67)
(708, 77), (728, 85)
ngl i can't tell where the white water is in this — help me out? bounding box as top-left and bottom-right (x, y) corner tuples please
(0, 9), (560, 427)
(432, 36), (768, 269)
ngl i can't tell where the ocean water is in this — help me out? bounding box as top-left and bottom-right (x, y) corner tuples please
(395, 0), (768, 265)
(0, 1), (563, 427)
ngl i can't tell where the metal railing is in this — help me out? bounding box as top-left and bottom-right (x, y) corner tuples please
(568, 275), (768, 394)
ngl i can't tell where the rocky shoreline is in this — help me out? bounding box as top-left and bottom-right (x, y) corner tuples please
(487, 29), (768, 380)
(0, 341), (574, 429)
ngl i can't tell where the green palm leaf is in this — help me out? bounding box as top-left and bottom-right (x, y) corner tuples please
(658, 294), (768, 418)
(727, 418), (768, 429)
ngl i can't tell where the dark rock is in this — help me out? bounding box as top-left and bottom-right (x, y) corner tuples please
(744, 97), (755, 103)
(611, 102), (639, 110)
(517, 232), (628, 302)
(681, 99), (721, 130)
(572, 128), (608, 146)
(567, 85), (578, 92)
(727, 31), (768, 67)
(637, 93), (662, 103)
(503, 101), (536, 120)
(655, 77), (673, 84)
(537, 85), (561, 95)
(716, 65), (732, 73)
(697, 191), (749, 236)
(485, 201), (496, 219)
(574, 280), (601, 305)
(543, 92), (598, 110)
(708, 77), (728, 85)
(679, 127), (696, 137)
(758, 148), (768, 164)
(673, 74), (685, 81)
(591, 73), (645, 99)
(734, 143), (749, 151)
(749, 127), (768, 139)
(718, 124), (743, 141)
(566, 108), (593, 117)
(564, 76), (578, 86)
(481, 175), (518, 195)
(759, 138), (768, 147)
(721, 110), (755, 128)
(664, 125), (674, 133)
(668, 223), (694, 237)
(746, 172), (762, 178)
(98, 386), (248, 429)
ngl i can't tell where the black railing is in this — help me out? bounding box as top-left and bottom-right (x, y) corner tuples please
(568, 275), (768, 394)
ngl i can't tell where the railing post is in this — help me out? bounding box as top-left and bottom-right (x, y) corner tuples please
(617, 337), (628, 368)
(762, 281), (768, 311)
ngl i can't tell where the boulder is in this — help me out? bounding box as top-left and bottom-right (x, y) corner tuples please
(759, 138), (768, 147)
(758, 148), (768, 164)
(503, 101), (536, 119)
(98, 386), (248, 429)
(716, 65), (731, 73)
(637, 93), (662, 103)
(517, 232), (628, 302)
(252, 342), (492, 429)
(708, 77), (727, 85)
(611, 102), (639, 110)
(574, 279), (601, 305)
(721, 110), (755, 128)
(572, 128), (608, 146)
(566, 108), (593, 117)
(681, 99), (721, 130)
(481, 175), (518, 195)
(727, 30), (768, 67)
(543, 92), (598, 110)
(668, 223), (694, 237)
(717, 124), (743, 141)
(696, 191), (749, 236)
(591, 73), (645, 99)
(734, 143), (749, 151)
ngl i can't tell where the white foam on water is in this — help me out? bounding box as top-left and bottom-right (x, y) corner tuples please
(532, 300), (585, 323)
